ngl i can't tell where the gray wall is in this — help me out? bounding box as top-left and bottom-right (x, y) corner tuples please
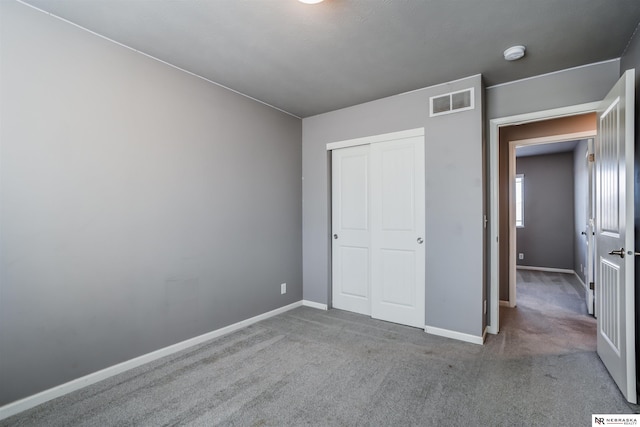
(515, 153), (575, 270)
(573, 140), (590, 283)
(0, 2), (302, 406)
(619, 20), (640, 395)
(486, 60), (621, 120)
(302, 75), (485, 337)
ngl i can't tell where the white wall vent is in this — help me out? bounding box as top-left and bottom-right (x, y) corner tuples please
(429, 88), (475, 117)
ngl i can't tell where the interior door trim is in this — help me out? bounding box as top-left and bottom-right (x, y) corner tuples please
(326, 128), (424, 151)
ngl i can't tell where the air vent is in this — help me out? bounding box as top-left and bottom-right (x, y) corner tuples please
(429, 88), (474, 117)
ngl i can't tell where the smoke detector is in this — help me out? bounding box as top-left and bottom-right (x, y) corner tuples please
(504, 45), (526, 61)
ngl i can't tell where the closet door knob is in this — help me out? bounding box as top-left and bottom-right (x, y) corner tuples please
(417, 237), (424, 244)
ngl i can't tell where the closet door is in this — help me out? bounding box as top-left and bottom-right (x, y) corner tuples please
(331, 145), (371, 315)
(331, 131), (425, 328)
(371, 137), (425, 328)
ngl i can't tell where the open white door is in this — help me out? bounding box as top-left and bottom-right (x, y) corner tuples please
(596, 69), (636, 403)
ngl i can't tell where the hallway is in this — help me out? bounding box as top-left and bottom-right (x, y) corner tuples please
(499, 269), (595, 357)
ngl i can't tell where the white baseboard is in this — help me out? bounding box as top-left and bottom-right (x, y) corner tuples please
(302, 300), (328, 310)
(0, 300), (303, 421)
(499, 300), (512, 307)
(574, 272), (587, 289)
(424, 325), (484, 345)
(516, 266), (575, 274)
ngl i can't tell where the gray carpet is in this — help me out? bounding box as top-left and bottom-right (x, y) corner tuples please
(3, 270), (639, 426)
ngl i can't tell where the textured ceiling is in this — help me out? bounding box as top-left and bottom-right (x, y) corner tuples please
(22, 0), (640, 118)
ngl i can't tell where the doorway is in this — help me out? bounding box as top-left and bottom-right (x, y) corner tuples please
(489, 70), (637, 403)
(488, 103), (600, 335)
(503, 128), (597, 314)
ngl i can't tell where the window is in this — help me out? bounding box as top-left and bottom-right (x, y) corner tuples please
(515, 174), (524, 227)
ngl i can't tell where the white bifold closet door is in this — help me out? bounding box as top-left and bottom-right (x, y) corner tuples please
(332, 134), (425, 328)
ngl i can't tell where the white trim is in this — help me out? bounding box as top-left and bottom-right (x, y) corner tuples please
(424, 325), (484, 345)
(15, 1), (300, 120)
(326, 128), (424, 151)
(622, 69), (637, 403)
(574, 271), (587, 290)
(511, 130), (597, 147)
(485, 59), (620, 90)
(490, 102), (601, 128)
(487, 101), (600, 336)
(302, 300), (328, 310)
(0, 301), (303, 421)
(507, 129), (597, 308)
(508, 144), (518, 306)
(516, 266), (575, 274)
(499, 300), (513, 307)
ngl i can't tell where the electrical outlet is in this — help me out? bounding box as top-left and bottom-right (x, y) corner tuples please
(518, 253), (524, 260)
(280, 283), (286, 294)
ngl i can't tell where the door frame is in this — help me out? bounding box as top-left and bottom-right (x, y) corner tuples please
(587, 137), (596, 316)
(487, 101), (600, 334)
(505, 131), (597, 308)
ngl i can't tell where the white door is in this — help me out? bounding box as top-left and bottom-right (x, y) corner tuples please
(331, 145), (371, 315)
(370, 138), (425, 328)
(595, 69), (636, 404)
(331, 130), (426, 328)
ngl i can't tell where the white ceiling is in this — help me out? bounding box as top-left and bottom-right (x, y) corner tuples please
(22, 0), (640, 118)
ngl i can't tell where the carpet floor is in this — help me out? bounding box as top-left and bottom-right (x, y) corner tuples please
(3, 270), (639, 426)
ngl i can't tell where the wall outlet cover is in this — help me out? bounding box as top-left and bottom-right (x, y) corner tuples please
(281, 283), (286, 294)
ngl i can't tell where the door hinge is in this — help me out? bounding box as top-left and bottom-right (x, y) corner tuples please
(588, 153), (595, 163)
(589, 282), (595, 290)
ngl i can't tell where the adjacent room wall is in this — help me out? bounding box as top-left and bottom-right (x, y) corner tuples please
(515, 152), (575, 270)
(573, 139), (590, 284)
(302, 75), (484, 338)
(0, 2), (302, 406)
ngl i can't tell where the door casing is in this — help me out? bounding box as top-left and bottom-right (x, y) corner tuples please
(488, 101), (601, 334)
(505, 131), (596, 308)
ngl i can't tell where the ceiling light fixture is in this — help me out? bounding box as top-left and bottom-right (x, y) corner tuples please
(503, 45), (526, 61)
(298, 0), (324, 4)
